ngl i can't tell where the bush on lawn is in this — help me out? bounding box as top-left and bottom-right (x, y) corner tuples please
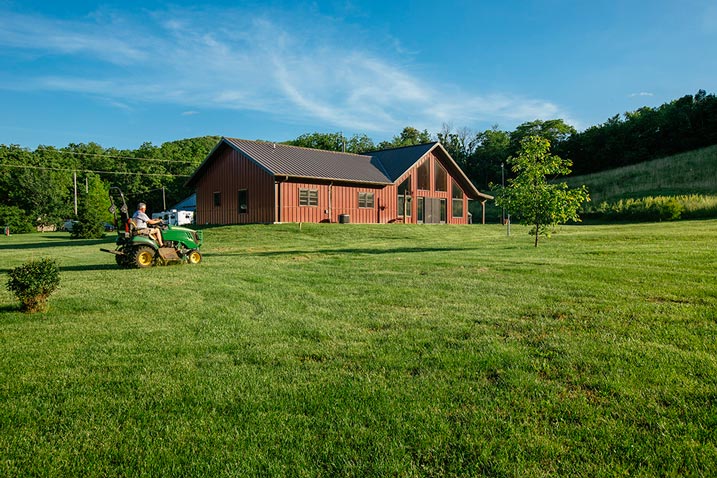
(6, 258), (61, 313)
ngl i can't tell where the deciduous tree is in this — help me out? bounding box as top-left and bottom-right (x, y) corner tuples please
(494, 136), (589, 247)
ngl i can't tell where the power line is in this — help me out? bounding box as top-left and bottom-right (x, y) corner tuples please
(34, 146), (196, 164)
(0, 163), (190, 178)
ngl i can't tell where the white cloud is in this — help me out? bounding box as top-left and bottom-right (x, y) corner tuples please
(629, 92), (654, 97)
(0, 6), (571, 134)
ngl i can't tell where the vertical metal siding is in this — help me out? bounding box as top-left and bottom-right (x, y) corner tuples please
(195, 146), (275, 225)
(279, 182), (399, 223)
(388, 152), (469, 224)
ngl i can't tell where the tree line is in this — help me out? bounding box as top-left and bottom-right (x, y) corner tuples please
(0, 137), (219, 233)
(288, 89), (717, 188)
(1, 90), (714, 233)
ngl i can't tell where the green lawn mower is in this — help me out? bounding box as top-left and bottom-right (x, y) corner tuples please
(101, 187), (203, 268)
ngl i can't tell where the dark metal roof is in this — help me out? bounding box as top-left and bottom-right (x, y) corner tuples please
(225, 138), (392, 185)
(186, 137), (493, 200)
(368, 142), (438, 182)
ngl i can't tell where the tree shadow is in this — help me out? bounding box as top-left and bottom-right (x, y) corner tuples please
(255, 246), (472, 257)
(202, 246), (473, 258)
(0, 238), (114, 250)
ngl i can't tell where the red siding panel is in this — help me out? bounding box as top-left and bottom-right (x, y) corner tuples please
(387, 152), (471, 224)
(195, 145), (275, 225)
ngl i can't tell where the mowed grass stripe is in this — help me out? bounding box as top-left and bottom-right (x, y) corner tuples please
(1, 221), (716, 477)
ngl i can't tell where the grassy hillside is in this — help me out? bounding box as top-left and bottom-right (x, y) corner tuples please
(1, 223), (716, 476)
(566, 144), (717, 203)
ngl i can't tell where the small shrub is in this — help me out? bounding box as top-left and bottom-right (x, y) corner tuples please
(6, 258), (61, 313)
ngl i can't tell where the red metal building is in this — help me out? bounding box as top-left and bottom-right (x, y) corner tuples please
(186, 138), (493, 225)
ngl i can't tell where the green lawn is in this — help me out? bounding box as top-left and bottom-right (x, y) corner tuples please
(1, 222), (716, 477)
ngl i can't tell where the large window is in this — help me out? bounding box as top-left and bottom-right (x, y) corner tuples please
(358, 192), (375, 208)
(435, 163), (447, 191)
(213, 191), (221, 207)
(417, 160), (430, 190)
(452, 180), (463, 218)
(237, 189), (248, 214)
(299, 188), (318, 206)
(397, 177), (412, 217)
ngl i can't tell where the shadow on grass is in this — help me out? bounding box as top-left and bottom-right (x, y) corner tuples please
(0, 238), (114, 250)
(252, 246), (473, 257)
(0, 303), (20, 313)
(59, 263), (119, 272)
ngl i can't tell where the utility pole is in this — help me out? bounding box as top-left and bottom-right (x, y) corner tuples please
(73, 171), (78, 216)
(501, 162), (505, 225)
(162, 186), (166, 211)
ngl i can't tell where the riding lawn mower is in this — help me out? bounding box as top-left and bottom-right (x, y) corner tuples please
(101, 187), (203, 268)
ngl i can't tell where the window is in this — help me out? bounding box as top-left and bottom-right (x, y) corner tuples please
(417, 197), (424, 223)
(237, 189), (248, 214)
(213, 191), (221, 207)
(397, 176), (412, 217)
(299, 188), (318, 206)
(435, 163), (447, 191)
(358, 192), (375, 208)
(398, 195), (412, 216)
(452, 180), (463, 218)
(440, 199), (447, 222)
(417, 160), (430, 190)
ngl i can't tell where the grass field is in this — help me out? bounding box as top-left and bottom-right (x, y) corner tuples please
(1, 222), (716, 477)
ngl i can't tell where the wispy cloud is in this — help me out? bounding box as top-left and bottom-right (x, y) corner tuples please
(629, 92), (654, 97)
(0, 6), (571, 134)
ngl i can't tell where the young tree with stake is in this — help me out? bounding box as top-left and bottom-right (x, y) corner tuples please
(494, 136), (589, 247)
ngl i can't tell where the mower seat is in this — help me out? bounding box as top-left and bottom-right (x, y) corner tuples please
(126, 219), (138, 236)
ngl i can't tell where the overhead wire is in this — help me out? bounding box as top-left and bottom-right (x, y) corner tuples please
(0, 163), (190, 178)
(33, 146), (196, 164)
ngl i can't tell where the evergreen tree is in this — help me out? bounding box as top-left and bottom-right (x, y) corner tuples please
(71, 173), (111, 239)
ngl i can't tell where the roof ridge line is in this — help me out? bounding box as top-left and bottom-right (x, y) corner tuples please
(225, 137), (372, 159)
(367, 141), (438, 154)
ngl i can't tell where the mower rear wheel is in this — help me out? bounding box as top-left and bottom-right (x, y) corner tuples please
(132, 246), (156, 268)
(187, 250), (202, 265)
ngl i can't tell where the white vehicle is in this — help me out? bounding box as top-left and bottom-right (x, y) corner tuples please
(151, 209), (195, 226)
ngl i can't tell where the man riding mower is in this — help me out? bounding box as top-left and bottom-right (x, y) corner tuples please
(101, 187), (203, 268)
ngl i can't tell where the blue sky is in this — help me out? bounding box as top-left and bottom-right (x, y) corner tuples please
(1, 0), (715, 149)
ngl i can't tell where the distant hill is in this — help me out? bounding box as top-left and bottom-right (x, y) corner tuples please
(567, 145), (717, 204)
(564, 145), (717, 221)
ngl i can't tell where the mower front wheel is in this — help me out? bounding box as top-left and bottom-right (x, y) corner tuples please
(187, 250), (202, 265)
(132, 246), (156, 268)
